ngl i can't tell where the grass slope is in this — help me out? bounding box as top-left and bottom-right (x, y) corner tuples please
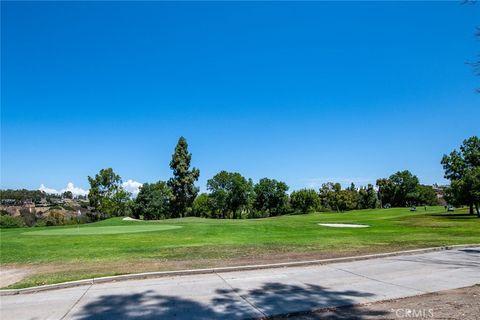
(23, 224), (181, 236)
(1, 206), (479, 288)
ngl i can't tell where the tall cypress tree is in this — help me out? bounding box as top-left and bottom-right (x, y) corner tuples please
(168, 137), (200, 217)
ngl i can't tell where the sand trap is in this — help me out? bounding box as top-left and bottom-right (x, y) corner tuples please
(319, 223), (369, 228)
(123, 217), (140, 221)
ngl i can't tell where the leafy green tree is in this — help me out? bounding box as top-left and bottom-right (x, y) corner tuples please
(376, 178), (394, 208)
(192, 193), (211, 217)
(318, 182), (342, 211)
(377, 171), (419, 207)
(253, 178), (289, 216)
(207, 171), (254, 219)
(390, 170), (420, 206)
(341, 191), (359, 211)
(442, 136), (480, 216)
(134, 181), (172, 220)
(416, 185), (438, 206)
(318, 182), (359, 212)
(358, 184), (378, 209)
(168, 137), (200, 218)
(62, 191), (73, 199)
(340, 183), (360, 211)
(290, 189), (320, 214)
(88, 168), (131, 217)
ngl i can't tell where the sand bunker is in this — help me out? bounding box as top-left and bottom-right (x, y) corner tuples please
(318, 223), (369, 228)
(123, 217), (140, 221)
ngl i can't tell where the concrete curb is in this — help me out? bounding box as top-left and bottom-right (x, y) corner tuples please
(2, 244), (478, 296)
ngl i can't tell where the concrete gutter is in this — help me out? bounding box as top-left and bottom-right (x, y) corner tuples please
(2, 244), (479, 296)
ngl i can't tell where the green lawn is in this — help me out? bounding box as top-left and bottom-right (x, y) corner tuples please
(23, 224), (182, 236)
(1, 206), (479, 288)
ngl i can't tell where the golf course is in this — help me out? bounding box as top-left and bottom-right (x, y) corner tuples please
(1, 206), (479, 289)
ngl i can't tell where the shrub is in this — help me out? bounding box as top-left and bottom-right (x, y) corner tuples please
(34, 219), (47, 227)
(20, 208), (37, 227)
(45, 210), (66, 226)
(61, 204), (74, 211)
(0, 215), (25, 228)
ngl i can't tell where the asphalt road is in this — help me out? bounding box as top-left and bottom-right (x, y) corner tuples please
(1, 247), (479, 320)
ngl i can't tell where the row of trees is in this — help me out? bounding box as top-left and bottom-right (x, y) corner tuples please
(0, 189), (46, 204)
(192, 175), (289, 219)
(88, 137), (201, 220)
(0, 189), (80, 205)
(85, 135), (478, 220)
(376, 171), (438, 208)
(190, 171), (437, 218)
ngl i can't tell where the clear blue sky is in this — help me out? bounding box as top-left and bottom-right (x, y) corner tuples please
(1, 1), (479, 193)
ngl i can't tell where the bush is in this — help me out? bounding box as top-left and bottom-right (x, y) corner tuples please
(247, 210), (269, 219)
(20, 208), (37, 227)
(34, 219), (47, 227)
(61, 204), (74, 211)
(45, 210), (66, 226)
(290, 189), (320, 214)
(0, 215), (25, 228)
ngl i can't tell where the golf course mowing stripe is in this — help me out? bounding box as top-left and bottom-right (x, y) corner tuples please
(22, 225), (182, 236)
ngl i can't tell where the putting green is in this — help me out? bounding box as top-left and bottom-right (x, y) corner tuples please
(23, 225), (182, 236)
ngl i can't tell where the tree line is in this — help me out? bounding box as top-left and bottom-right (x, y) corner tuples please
(84, 135), (479, 220)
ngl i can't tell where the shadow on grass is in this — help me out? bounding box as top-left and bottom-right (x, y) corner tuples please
(75, 282), (387, 320)
(430, 213), (478, 219)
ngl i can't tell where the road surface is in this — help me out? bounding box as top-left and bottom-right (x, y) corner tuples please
(1, 247), (479, 320)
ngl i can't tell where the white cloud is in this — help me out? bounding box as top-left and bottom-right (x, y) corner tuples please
(39, 180), (142, 198)
(39, 184), (59, 195)
(39, 182), (89, 197)
(62, 182), (89, 197)
(122, 179), (143, 197)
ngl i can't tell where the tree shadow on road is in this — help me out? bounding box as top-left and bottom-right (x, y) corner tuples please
(74, 282), (388, 320)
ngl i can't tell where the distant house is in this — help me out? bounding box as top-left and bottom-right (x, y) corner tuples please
(52, 198), (66, 205)
(0, 199), (16, 205)
(35, 198), (50, 207)
(23, 199), (34, 207)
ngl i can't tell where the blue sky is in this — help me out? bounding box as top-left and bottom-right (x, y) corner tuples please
(1, 1), (479, 194)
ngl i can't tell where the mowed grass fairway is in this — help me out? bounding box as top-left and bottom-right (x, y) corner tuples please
(1, 206), (479, 288)
(23, 224), (182, 236)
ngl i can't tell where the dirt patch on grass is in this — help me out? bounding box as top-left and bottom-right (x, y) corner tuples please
(275, 285), (480, 320)
(0, 267), (32, 288)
